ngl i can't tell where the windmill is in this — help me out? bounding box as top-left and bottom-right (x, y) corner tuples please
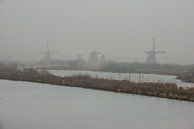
(88, 50), (101, 64)
(145, 37), (166, 64)
(40, 43), (58, 65)
(88, 41), (102, 65)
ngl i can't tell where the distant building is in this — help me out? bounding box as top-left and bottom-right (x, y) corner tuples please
(88, 51), (100, 65)
(145, 37), (166, 64)
(40, 43), (58, 66)
(100, 55), (106, 62)
(88, 51), (106, 69)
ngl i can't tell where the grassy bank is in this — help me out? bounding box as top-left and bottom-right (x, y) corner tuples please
(0, 66), (194, 102)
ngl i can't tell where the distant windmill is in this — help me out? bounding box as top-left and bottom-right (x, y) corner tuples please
(40, 43), (58, 65)
(88, 50), (101, 64)
(145, 37), (166, 64)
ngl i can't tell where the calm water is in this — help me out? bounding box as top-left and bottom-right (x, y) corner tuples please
(0, 80), (194, 129)
(49, 70), (194, 87)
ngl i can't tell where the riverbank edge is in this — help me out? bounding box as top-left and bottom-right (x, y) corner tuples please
(0, 68), (194, 102)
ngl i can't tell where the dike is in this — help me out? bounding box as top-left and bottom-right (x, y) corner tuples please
(0, 67), (194, 102)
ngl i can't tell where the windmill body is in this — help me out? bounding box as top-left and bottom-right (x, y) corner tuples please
(145, 37), (166, 64)
(40, 43), (58, 65)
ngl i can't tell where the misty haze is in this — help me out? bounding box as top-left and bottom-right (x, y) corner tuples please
(0, 0), (194, 129)
(0, 0), (194, 64)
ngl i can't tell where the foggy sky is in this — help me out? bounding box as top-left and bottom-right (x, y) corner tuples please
(0, 0), (194, 64)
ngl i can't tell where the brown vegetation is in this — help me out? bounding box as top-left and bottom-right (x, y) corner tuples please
(0, 64), (194, 102)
